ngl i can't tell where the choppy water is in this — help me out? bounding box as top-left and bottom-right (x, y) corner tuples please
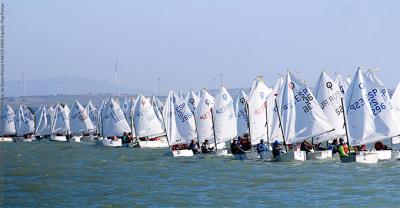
(1, 141), (400, 207)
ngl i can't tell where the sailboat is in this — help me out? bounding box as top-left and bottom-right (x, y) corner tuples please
(70, 100), (95, 142)
(163, 91), (197, 157)
(194, 89), (217, 150)
(85, 100), (98, 134)
(15, 104), (35, 142)
(132, 94), (168, 148)
(343, 68), (400, 163)
(35, 106), (51, 139)
(50, 103), (71, 142)
(275, 71), (335, 161)
(96, 98), (131, 147)
(310, 70), (346, 159)
(211, 86), (237, 156)
(235, 89), (249, 138)
(0, 104), (16, 142)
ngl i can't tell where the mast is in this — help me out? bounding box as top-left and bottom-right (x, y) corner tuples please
(210, 108), (218, 151)
(265, 100), (270, 147)
(274, 99), (288, 152)
(340, 97), (350, 147)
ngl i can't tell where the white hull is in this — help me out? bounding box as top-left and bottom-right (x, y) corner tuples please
(369, 150), (392, 160)
(138, 138), (169, 148)
(172, 149), (194, 157)
(276, 150), (307, 162)
(50, 135), (68, 142)
(307, 150), (333, 160)
(72, 136), (82, 143)
(340, 152), (379, 164)
(23, 137), (36, 142)
(96, 138), (122, 147)
(0, 137), (14, 142)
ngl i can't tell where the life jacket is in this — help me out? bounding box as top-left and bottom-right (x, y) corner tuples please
(343, 144), (349, 154)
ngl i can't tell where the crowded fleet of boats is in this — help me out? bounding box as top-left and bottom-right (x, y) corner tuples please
(1, 67), (400, 163)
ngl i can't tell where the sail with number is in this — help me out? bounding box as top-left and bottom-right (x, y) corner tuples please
(235, 89), (249, 137)
(132, 94), (165, 138)
(212, 86), (237, 144)
(194, 89), (215, 144)
(163, 91), (197, 145)
(248, 77), (271, 144)
(52, 103), (71, 134)
(15, 104), (35, 136)
(313, 71), (346, 142)
(0, 104), (16, 136)
(345, 68), (400, 145)
(101, 98), (131, 137)
(185, 90), (200, 114)
(70, 100), (94, 135)
(277, 71), (334, 144)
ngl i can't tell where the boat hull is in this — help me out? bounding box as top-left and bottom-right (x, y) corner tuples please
(340, 152), (379, 164)
(50, 135), (68, 142)
(276, 150), (307, 162)
(307, 150), (333, 160)
(369, 150), (392, 160)
(96, 138), (122, 147)
(138, 138), (169, 148)
(172, 149), (194, 157)
(0, 137), (14, 142)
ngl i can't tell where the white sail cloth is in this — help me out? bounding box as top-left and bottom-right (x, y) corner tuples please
(100, 98), (131, 137)
(212, 86), (237, 144)
(0, 104), (16, 136)
(85, 101), (98, 131)
(132, 94), (165, 138)
(277, 71), (334, 144)
(235, 90), (249, 137)
(35, 106), (51, 136)
(163, 91), (197, 145)
(247, 77), (271, 144)
(266, 77), (284, 143)
(194, 89), (215, 144)
(345, 68), (400, 145)
(70, 100), (95, 134)
(313, 71), (346, 142)
(52, 103), (71, 134)
(185, 90), (200, 114)
(15, 104), (35, 136)
(336, 73), (350, 95)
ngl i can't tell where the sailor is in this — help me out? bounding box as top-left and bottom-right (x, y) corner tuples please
(188, 139), (199, 154)
(230, 139), (245, 155)
(121, 132), (129, 144)
(338, 138), (349, 158)
(272, 140), (282, 158)
(201, 139), (214, 153)
(300, 140), (314, 153)
(328, 139), (339, 155)
(374, 141), (391, 151)
(256, 139), (268, 154)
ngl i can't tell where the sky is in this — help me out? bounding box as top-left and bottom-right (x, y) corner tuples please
(5, 0), (400, 95)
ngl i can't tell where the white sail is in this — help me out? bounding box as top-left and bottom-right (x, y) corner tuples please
(163, 91), (197, 145)
(85, 100), (98, 130)
(35, 106), (51, 136)
(391, 83), (400, 144)
(235, 89), (249, 137)
(70, 100), (95, 134)
(277, 71), (334, 144)
(247, 77), (271, 144)
(185, 90), (200, 114)
(345, 68), (400, 145)
(15, 104), (35, 136)
(194, 89), (215, 144)
(121, 97), (133, 126)
(51, 103), (71, 134)
(46, 106), (55, 134)
(336, 73), (350, 95)
(0, 104), (16, 136)
(313, 71), (346, 142)
(266, 77), (284, 143)
(151, 96), (164, 125)
(132, 94), (165, 138)
(212, 86), (237, 144)
(101, 98), (131, 137)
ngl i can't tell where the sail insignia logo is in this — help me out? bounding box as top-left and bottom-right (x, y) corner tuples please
(223, 94), (227, 100)
(289, 82), (295, 89)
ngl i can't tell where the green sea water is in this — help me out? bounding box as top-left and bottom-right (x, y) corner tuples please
(1, 141), (400, 207)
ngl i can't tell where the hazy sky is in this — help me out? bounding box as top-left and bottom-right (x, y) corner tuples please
(6, 0), (400, 94)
